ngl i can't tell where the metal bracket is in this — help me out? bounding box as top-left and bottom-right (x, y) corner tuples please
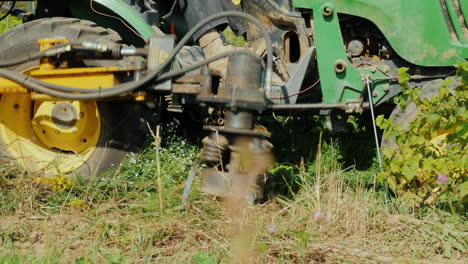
(148, 35), (175, 92)
(310, 2), (388, 104)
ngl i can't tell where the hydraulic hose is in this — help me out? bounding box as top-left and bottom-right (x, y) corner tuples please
(0, 42), (77, 67)
(0, 11), (273, 99)
(0, 49), (258, 97)
(0, 41), (147, 68)
(0, 1), (15, 22)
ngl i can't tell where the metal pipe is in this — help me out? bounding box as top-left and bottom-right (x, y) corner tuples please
(365, 77), (383, 168)
(225, 111), (254, 130)
(445, 0), (466, 42)
(120, 48), (149, 56)
(269, 103), (347, 110)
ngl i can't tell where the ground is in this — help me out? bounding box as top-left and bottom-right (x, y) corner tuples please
(0, 11), (466, 264)
(0, 120), (466, 263)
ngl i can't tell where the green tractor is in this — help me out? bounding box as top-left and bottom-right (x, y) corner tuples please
(0, 0), (466, 201)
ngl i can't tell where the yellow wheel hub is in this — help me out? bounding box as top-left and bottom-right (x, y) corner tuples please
(0, 94), (101, 173)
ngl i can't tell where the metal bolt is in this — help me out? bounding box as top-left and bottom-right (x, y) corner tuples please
(334, 60), (347, 73)
(323, 6), (333, 16)
(13, 104), (20, 110)
(71, 128), (78, 133)
(79, 112), (84, 118)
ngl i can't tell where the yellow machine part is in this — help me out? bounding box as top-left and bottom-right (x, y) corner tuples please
(0, 94), (101, 173)
(0, 67), (108, 173)
(0, 38), (145, 173)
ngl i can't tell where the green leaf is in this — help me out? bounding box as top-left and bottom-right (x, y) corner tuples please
(192, 252), (216, 264)
(397, 67), (410, 84)
(457, 182), (468, 200)
(401, 165), (416, 181)
(376, 115), (385, 128)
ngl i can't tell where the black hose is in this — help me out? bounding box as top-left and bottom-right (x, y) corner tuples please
(0, 11), (273, 99)
(0, 1), (16, 22)
(0, 42), (79, 67)
(0, 50), (258, 97)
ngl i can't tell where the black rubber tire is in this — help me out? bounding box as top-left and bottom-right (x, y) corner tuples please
(381, 79), (443, 149)
(0, 18), (143, 176)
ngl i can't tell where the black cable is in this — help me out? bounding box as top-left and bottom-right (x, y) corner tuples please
(155, 50), (261, 81)
(0, 1), (16, 22)
(0, 11), (273, 99)
(161, 0), (177, 20)
(41, 11), (273, 95)
(0, 49), (258, 98)
(0, 42), (79, 67)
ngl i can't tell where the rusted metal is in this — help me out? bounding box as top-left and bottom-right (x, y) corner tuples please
(200, 67), (214, 96)
(203, 125), (269, 137)
(171, 74), (202, 94)
(243, 0), (311, 64)
(221, 54), (264, 104)
(201, 168), (232, 196)
(225, 110), (253, 130)
(201, 133), (229, 164)
(197, 54), (266, 110)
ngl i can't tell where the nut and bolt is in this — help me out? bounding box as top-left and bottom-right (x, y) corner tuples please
(323, 6), (333, 16)
(334, 60), (347, 73)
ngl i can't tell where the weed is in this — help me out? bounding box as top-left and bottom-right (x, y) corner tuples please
(0, 118), (466, 263)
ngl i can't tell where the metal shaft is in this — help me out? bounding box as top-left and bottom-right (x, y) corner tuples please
(366, 77), (383, 168)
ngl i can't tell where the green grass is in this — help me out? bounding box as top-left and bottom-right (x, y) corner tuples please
(0, 119), (466, 263)
(0, 13), (466, 264)
(0, 15), (21, 34)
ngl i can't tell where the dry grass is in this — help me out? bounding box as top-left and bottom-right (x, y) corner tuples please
(0, 129), (466, 263)
(1, 155), (466, 263)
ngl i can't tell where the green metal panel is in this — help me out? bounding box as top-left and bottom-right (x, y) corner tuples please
(461, 0), (468, 27)
(299, 1), (388, 104)
(93, 0), (154, 39)
(68, 0), (155, 46)
(294, 0), (468, 67)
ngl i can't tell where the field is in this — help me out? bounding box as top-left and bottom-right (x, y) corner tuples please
(0, 11), (467, 264)
(0, 118), (466, 263)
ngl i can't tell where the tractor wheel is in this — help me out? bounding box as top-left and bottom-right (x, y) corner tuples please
(381, 79), (448, 149)
(0, 18), (143, 176)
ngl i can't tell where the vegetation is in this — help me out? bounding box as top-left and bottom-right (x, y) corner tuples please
(0, 12), (466, 264)
(377, 63), (467, 210)
(0, 115), (466, 263)
(0, 15), (21, 33)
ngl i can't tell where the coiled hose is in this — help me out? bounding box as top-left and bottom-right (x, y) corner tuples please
(0, 11), (273, 100)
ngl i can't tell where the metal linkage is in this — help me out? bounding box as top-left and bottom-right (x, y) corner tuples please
(365, 77), (383, 168)
(201, 133), (228, 164)
(190, 53), (274, 203)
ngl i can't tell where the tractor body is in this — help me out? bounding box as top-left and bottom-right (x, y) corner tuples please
(0, 0), (466, 200)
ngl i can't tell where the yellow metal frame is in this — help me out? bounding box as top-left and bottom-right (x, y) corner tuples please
(0, 94), (100, 173)
(0, 38), (143, 173)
